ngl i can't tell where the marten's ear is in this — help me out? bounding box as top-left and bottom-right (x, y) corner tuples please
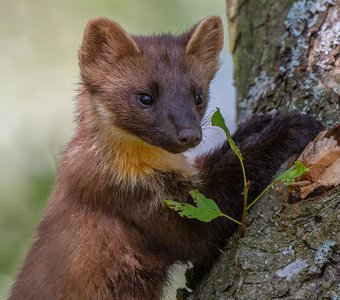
(79, 17), (140, 75)
(186, 16), (223, 75)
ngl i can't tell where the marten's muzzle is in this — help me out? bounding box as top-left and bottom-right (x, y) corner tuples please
(176, 128), (202, 149)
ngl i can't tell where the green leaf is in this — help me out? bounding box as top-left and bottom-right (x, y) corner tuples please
(211, 108), (243, 160)
(275, 160), (309, 185)
(164, 189), (223, 222)
(246, 160), (309, 210)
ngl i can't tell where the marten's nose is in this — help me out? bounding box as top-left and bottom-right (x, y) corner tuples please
(177, 128), (202, 147)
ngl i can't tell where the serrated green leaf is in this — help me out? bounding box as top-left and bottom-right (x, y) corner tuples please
(163, 200), (186, 212)
(164, 190), (223, 222)
(275, 160), (309, 185)
(211, 108), (243, 160)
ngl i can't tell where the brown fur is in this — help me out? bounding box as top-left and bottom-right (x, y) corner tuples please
(9, 16), (324, 300)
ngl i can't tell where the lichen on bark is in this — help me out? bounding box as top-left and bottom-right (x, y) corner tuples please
(229, 0), (339, 125)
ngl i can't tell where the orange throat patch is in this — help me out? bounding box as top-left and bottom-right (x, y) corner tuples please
(97, 127), (197, 185)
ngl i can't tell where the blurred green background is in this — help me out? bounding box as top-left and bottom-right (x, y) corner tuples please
(0, 0), (234, 299)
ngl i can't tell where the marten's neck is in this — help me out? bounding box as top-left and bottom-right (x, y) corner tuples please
(94, 126), (196, 185)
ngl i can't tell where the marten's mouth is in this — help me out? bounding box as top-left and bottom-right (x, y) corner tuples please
(154, 138), (201, 154)
(171, 140), (201, 153)
(167, 145), (193, 154)
(135, 135), (199, 154)
(124, 126), (202, 154)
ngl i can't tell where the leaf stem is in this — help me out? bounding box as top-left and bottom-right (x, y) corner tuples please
(240, 163), (249, 225)
(211, 108), (249, 226)
(246, 181), (274, 211)
(221, 213), (242, 225)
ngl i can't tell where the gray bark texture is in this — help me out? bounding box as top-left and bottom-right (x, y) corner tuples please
(178, 0), (340, 299)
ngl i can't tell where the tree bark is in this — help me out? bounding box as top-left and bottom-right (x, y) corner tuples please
(178, 0), (340, 299)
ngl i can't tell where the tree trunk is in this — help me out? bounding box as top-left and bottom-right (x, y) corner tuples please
(178, 1), (340, 299)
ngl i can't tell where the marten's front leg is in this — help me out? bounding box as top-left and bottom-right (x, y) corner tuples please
(198, 113), (324, 230)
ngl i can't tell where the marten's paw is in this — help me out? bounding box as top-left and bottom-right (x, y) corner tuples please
(233, 114), (274, 143)
(263, 113), (325, 155)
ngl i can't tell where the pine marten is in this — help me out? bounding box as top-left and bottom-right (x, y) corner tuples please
(9, 16), (323, 300)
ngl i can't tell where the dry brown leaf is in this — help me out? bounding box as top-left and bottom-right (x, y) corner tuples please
(288, 124), (340, 201)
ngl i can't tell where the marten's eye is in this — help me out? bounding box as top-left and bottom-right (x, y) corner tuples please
(194, 93), (203, 106)
(137, 94), (155, 106)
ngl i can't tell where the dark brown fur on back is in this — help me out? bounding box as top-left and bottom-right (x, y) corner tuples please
(9, 17), (324, 300)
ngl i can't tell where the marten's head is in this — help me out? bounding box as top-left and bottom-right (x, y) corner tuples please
(78, 16), (223, 154)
